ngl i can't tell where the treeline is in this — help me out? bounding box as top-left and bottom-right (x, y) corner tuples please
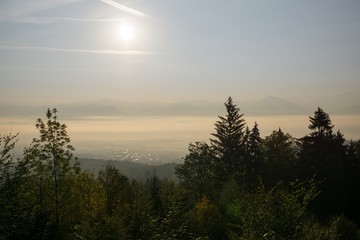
(1, 98), (360, 239)
(78, 159), (177, 180)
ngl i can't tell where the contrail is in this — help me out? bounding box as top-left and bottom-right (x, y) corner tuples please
(99, 0), (146, 17)
(0, 45), (154, 55)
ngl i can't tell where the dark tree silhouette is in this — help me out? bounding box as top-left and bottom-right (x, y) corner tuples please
(309, 107), (334, 137)
(210, 97), (246, 182)
(298, 107), (347, 219)
(343, 140), (360, 223)
(247, 122), (263, 184)
(262, 128), (298, 187)
(0, 132), (26, 239)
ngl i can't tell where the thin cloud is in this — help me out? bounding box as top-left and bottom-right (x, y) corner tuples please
(0, 66), (127, 72)
(2, 16), (125, 24)
(99, 0), (146, 17)
(0, 45), (155, 55)
(0, 0), (83, 19)
(47, 17), (125, 22)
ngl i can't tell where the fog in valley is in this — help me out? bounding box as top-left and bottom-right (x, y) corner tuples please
(2, 111), (359, 164)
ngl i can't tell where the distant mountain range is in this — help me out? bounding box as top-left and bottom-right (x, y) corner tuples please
(240, 96), (308, 115)
(1, 94), (359, 117)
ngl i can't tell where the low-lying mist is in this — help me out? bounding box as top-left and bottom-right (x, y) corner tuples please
(1, 115), (359, 163)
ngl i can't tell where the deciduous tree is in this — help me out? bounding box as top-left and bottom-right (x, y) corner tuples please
(24, 108), (80, 239)
(175, 141), (215, 200)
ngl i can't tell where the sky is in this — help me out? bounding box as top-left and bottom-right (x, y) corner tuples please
(0, 0), (360, 105)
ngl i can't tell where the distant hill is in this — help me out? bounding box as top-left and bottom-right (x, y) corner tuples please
(1, 94), (359, 117)
(0, 100), (223, 117)
(240, 96), (309, 115)
(0, 104), (44, 116)
(301, 91), (360, 115)
(78, 158), (178, 180)
(0, 103), (122, 117)
(60, 103), (121, 116)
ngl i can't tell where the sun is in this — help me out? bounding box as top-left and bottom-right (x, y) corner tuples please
(117, 22), (135, 42)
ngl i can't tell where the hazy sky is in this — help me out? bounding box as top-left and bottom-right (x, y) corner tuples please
(1, 0), (360, 105)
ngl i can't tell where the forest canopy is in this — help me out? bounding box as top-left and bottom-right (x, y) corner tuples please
(1, 98), (360, 240)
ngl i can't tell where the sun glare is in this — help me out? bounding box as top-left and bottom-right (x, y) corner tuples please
(117, 23), (135, 42)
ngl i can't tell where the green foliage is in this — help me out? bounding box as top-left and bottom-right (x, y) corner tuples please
(332, 216), (360, 240)
(98, 162), (130, 217)
(301, 216), (360, 240)
(225, 180), (320, 239)
(0, 132), (19, 191)
(0, 132), (18, 171)
(146, 175), (162, 214)
(127, 179), (154, 239)
(92, 216), (129, 240)
(25, 108), (80, 175)
(191, 196), (224, 240)
(1, 101), (360, 239)
(68, 171), (106, 239)
(22, 108), (80, 239)
(0, 132), (22, 239)
(175, 142), (216, 200)
(152, 179), (199, 240)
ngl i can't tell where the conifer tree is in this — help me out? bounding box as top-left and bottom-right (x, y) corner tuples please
(210, 96), (246, 182)
(262, 129), (298, 186)
(246, 122), (263, 186)
(298, 107), (346, 219)
(248, 123), (262, 160)
(308, 107), (334, 137)
(243, 126), (251, 158)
